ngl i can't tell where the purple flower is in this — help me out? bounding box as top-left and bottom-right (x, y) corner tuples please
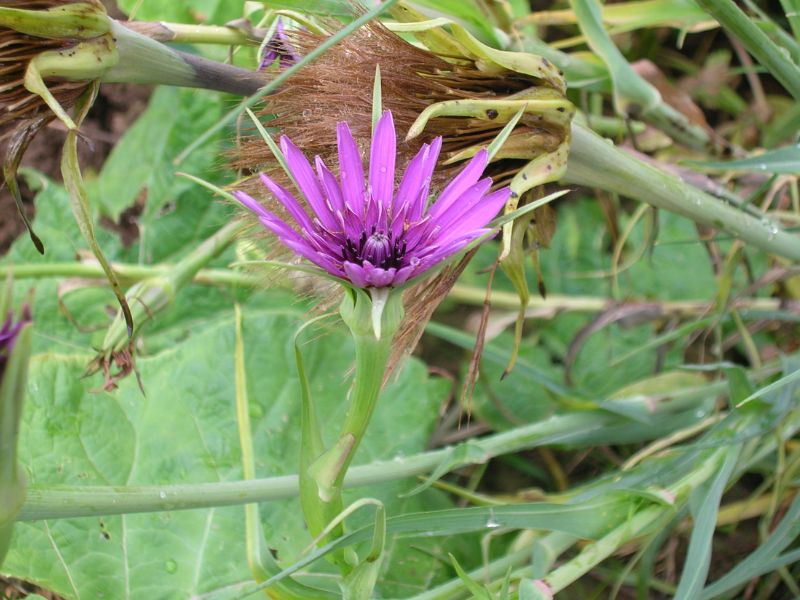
(259, 19), (300, 71)
(234, 111), (511, 289)
(0, 306), (30, 378)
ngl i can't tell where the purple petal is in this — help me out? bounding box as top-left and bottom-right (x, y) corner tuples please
(392, 142), (430, 236)
(258, 173), (314, 232)
(234, 191), (307, 247)
(233, 190), (270, 220)
(437, 186), (510, 241)
(336, 122), (366, 216)
(283, 238), (343, 276)
(315, 156), (344, 214)
(427, 148), (488, 219)
(428, 178), (493, 231)
(394, 256), (434, 286)
(368, 111), (396, 211)
(413, 232), (485, 266)
(362, 261), (396, 288)
(407, 136), (442, 223)
(280, 136), (339, 231)
(343, 261), (368, 287)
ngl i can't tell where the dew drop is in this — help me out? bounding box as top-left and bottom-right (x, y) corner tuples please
(165, 559), (177, 574)
(379, 165), (387, 174)
(761, 217), (780, 241)
(486, 518), (500, 529)
(159, 490), (167, 499)
(768, 222), (779, 240)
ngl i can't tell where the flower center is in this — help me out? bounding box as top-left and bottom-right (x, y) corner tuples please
(342, 229), (406, 270)
(363, 232), (390, 265)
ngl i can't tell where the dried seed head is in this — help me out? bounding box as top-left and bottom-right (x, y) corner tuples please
(234, 21), (566, 189)
(0, 0), (108, 128)
(1, 0), (115, 251)
(231, 19), (571, 373)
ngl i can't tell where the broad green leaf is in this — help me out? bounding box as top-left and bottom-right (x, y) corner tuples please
(3, 309), (450, 598)
(90, 87), (225, 222)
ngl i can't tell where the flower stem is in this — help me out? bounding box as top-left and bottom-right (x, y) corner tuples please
(336, 334), (392, 482)
(124, 21), (263, 45)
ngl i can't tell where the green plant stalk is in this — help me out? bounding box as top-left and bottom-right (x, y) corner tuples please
(103, 21), (265, 96)
(694, 0), (800, 101)
(235, 306), (333, 600)
(125, 21), (261, 45)
(16, 389), (714, 521)
(569, 0), (711, 150)
(0, 3), (109, 38)
(0, 262), (259, 287)
(299, 289), (403, 572)
(98, 221), (242, 354)
(565, 123), (800, 261)
(2, 262), (789, 317)
(0, 323), (31, 568)
(448, 284), (790, 316)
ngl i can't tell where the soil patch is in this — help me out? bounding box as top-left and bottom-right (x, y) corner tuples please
(0, 82), (152, 256)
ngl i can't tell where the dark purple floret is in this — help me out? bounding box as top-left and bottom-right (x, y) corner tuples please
(234, 110), (510, 289)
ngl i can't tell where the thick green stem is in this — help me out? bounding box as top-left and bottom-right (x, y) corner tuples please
(0, 261), (788, 316)
(336, 334), (392, 486)
(448, 284), (790, 316)
(17, 386), (720, 521)
(299, 289), (402, 571)
(0, 323), (31, 568)
(103, 21), (265, 96)
(565, 123), (800, 261)
(0, 262), (260, 287)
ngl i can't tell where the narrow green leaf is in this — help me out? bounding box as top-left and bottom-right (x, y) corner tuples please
(738, 367), (800, 407)
(673, 447), (741, 599)
(701, 492), (800, 598)
(683, 144), (800, 174)
(486, 107), (525, 162)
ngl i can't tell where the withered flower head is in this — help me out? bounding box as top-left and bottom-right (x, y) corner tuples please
(0, 0), (104, 129)
(235, 15), (571, 193)
(1, 0), (116, 251)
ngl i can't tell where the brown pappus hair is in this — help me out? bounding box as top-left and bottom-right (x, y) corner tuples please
(231, 20), (561, 376)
